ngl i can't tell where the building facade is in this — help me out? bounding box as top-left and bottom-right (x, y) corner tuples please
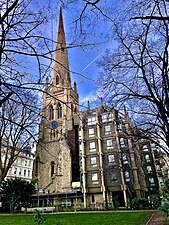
(6, 148), (35, 182)
(33, 9), (167, 209)
(78, 106), (167, 208)
(1, 141), (35, 182)
(33, 8), (81, 207)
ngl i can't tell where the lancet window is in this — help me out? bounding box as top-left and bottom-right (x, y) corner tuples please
(49, 105), (54, 120)
(56, 75), (59, 85)
(58, 103), (62, 118)
(51, 161), (55, 177)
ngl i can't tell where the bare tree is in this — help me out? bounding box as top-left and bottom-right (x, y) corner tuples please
(95, 0), (169, 151)
(0, 92), (40, 182)
(0, 0), (50, 181)
(0, 0), (56, 105)
(0, 0), (93, 181)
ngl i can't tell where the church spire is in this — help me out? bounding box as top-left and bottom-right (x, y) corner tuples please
(53, 8), (71, 88)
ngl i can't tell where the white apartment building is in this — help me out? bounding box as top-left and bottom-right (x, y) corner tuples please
(1, 142), (35, 182)
(6, 148), (35, 182)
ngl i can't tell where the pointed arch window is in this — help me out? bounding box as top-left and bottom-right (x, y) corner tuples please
(71, 103), (73, 116)
(50, 130), (52, 140)
(58, 103), (62, 119)
(56, 75), (59, 85)
(49, 105), (54, 120)
(51, 161), (55, 177)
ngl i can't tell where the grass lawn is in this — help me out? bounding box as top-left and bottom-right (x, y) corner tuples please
(0, 211), (153, 225)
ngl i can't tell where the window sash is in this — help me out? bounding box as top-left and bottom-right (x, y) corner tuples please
(90, 157), (97, 165)
(149, 177), (155, 186)
(108, 154), (115, 163)
(88, 117), (96, 125)
(92, 173), (99, 184)
(143, 145), (148, 151)
(102, 113), (113, 122)
(120, 138), (125, 147)
(105, 125), (111, 134)
(147, 166), (152, 172)
(89, 142), (96, 151)
(145, 155), (150, 162)
(107, 139), (113, 147)
(89, 128), (95, 135)
(111, 174), (117, 182)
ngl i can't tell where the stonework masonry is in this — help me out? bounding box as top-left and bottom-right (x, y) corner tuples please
(32, 9), (168, 209)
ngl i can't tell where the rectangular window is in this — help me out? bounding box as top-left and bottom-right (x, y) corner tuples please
(159, 177), (164, 184)
(108, 154), (115, 164)
(87, 117), (96, 125)
(156, 165), (161, 171)
(106, 139), (113, 149)
(149, 177), (155, 186)
(125, 171), (130, 181)
(20, 158), (23, 165)
(117, 123), (123, 132)
(145, 154), (150, 162)
(111, 173), (117, 182)
(104, 125), (111, 134)
(90, 157), (97, 167)
(79, 129), (82, 138)
(89, 142), (96, 152)
(120, 138), (125, 148)
(143, 145), (148, 151)
(89, 128), (95, 137)
(147, 166), (152, 173)
(122, 153), (128, 164)
(102, 115), (107, 123)
(102, 113), (113, 123)
(92, 173), (99, 184)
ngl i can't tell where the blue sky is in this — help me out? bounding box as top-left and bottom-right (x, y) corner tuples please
(64, 15), (107, 107)
(46, 1), (116, 109)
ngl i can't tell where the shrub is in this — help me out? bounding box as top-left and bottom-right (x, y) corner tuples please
(55, 222), (63, 225)
(132, 197), (149, 210)
(159, 199), (169, 222)
(33, 210), (46, 224)
(149, 194), (161, 209)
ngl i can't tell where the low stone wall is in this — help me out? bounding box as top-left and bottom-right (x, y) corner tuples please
(22, 207), (55, 213)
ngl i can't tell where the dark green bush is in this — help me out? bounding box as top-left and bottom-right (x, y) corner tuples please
(149, 194), (161, 209)
(132, 197), (149, 210)
(159, 200), (169, 222)
(33, 210), (46, 225)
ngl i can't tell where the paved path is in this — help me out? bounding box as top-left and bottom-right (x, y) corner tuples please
(146, 212), (168, 225)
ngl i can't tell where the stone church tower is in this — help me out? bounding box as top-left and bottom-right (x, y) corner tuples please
(34, 8), (79, 194)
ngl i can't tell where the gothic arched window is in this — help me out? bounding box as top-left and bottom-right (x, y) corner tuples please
(50, 130), (52, 140)
(49, 105), (54, 120)
(56, 75), (59, 85)
(51, 161), (55, 177)
(58, 103), (62, 119)
(71, 103), (73, 116)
